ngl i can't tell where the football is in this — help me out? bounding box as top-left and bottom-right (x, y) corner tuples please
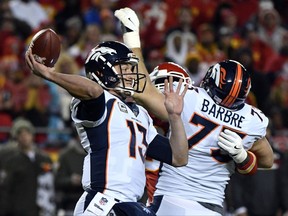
(29, 28), (61, 67)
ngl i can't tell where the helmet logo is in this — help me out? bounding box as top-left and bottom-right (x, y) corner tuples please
(209, 64), (226, 89)
(85, 47), (117, 63)
(219, 67), (227, 89)
(108, 76), (117, 82)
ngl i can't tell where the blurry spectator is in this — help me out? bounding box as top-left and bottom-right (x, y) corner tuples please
(212, 2), (233, 30)
(273, 0), (288, 28)
(54, 130), (86, 216)
(165, 0), (218, 30)
(218, 8), (240, 36)
(233, 47), (271, 112)
(139, 0), (169, 52)
(280, 32), (288, 66)
(240, 23), (279, 74)
(100, 8), (118, 41)
(67, 23), (101, 68)
(213, 1), (258, 29)
(23, 75), (51, 127)
(37, 0), (64, 21)
(268, 72), (288, 113)
(257, 8), (288, 52)
(82, 0), (102, 25)
(145, 49), (165, 73)
(164, 6), (197, 66)
(0, 113), (12, 144)
(0, 59), (13, 113)
(1, 56), (28, 118)
(194, 23), (226, 69)
(63, 16), (83, 48)
(54, 0), (82, 36)
(8, 0), (49, 31)
(226, 124), (288, 216)
(268, 108), (288, 154)
(0, 2), (32, 42)
(217, 26), (241, 59)
(0, 51), (26, 143)
(0, 135), (17, 211)
(0, 118), (55, 216)
(1, 35), (24, 60)
(184, 52), (205, 86)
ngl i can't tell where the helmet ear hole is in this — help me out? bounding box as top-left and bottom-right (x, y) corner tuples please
(96, 71), (103, 78)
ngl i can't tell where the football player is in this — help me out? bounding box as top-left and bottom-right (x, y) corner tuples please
(145, 62), (192, 205)
(115, 7), (274, 216)
(25, 41), (189, 215)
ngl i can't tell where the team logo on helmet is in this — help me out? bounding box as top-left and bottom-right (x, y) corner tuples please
(85, 47), (117, 64)
(209, 63), (227, 89)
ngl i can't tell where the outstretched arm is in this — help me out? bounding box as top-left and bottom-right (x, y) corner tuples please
(164, 76), (189, 166)
(115, 7), (169, 121)
(25, 49), (103, 100)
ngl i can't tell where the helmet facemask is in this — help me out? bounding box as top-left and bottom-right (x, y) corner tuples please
(112, 62), (147, 97)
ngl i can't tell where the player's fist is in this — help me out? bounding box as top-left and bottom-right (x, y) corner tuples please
(114, 7), (139, 33)
(218, 129), (247, 164)
(114, 7), (141, 48)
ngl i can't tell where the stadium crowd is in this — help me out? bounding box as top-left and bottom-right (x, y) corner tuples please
(0, 0), (288, 215)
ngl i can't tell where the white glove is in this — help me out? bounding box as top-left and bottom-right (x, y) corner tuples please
(114, 7), (141, 48)
(218, 129), (247, 164)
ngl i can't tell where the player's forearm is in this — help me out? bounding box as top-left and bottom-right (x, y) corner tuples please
(169, 114), (188, 166)
(250, 137), (274, 168)
(256, 153), (274, 168)
(132, 47), (150, 87)
(134, 89), (168, 121)
(44, 69), (103, 100)
(132, 47), (169, 120)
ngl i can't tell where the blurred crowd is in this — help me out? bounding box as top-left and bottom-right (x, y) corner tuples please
(0, 0), (288, 215)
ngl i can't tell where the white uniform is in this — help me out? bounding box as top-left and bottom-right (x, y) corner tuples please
(72, 91), (158, 214)
(153, 86), (268, 215)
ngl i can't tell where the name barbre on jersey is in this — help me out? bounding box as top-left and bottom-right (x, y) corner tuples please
(201, 99), (245, 129)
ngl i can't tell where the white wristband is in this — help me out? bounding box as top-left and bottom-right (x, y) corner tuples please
(123, 32), (141, 48)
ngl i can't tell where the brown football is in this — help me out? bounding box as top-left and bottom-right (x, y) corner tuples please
(29, 28), (61, 67)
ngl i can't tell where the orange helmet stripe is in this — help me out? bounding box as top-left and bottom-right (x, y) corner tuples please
(221, 63), (242, 107)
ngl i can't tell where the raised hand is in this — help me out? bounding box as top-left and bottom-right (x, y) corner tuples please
(163, 76), (188, 116)
(114, 7), (139, 33)
(114, 7), (140, 48)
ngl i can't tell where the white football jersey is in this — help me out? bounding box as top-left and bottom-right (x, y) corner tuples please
(154, 86), (268, 206)
(70, 91), (158, 202)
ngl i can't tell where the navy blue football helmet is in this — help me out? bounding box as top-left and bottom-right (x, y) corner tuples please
(85, 41), (146, 95)
(200, 60), (251, 110)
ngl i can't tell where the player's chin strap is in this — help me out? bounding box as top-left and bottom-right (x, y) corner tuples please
(236, 151), (258, 175)
(115, 87), (135, 97)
